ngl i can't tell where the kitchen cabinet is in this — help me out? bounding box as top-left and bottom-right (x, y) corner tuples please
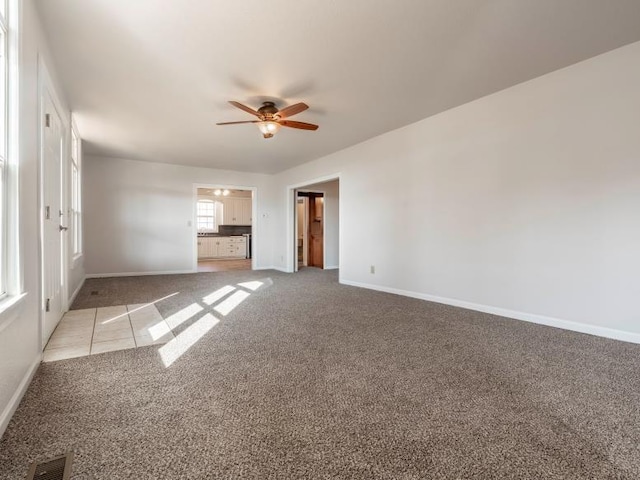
(197, 237), (215, 258)
(225, 237), (247, 257)
(240, 198), (252, 225)
(197, 236), (247, 259)
(222, 198), (252, 225)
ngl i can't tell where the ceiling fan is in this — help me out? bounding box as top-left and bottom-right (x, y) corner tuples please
(217, 101), (319, 139)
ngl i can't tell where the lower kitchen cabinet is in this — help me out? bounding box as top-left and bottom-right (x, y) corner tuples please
(197, 237), (214, 258)
(197, 236), (246, 259)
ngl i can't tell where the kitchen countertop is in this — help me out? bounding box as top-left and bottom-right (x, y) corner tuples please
(197, 233), (247, 237)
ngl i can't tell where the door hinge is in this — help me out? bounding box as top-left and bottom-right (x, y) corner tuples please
(45, 113), (51, 128)
(45, 206), (50, 220)
(45, 298), (50, 312)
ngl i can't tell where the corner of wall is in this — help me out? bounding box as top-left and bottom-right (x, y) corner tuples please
(0, 356), (40, 439)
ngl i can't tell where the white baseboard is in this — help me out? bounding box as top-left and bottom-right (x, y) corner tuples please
(254, 266), (289, 273)
(68, 277), (85, 306)
(0, 356), (40, 439)
(256, 266), (339, 273)
(88, 267), (292, 278)
(340, 279), (640, 345)
(324, 265), (339, 270)
(86, 269), (194, 279)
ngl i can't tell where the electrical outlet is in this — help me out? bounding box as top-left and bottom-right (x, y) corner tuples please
(370, 265), (375, 274)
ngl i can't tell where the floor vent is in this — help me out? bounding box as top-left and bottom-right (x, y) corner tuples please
(90, 291), (99, 295)
(27, 452), (73, 480)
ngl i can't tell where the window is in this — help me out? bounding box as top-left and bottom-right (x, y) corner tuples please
(70, 125), (82, 258)
(0, 0), (9, 296)
(197, 199), (216, 232)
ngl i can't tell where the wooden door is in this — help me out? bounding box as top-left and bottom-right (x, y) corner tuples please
(308, 194), (324, 268)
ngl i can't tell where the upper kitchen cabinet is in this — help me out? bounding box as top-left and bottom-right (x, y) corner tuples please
(239, 198), (252, 225)
(222, 197), (252, 225)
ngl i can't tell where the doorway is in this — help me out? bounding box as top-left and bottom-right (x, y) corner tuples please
(296, 197), (308, 268)
(296, 192), (324, 269)
(287, 176), (339, 273)
(193, 185), (255, 272)
(40, 86), (66, 348)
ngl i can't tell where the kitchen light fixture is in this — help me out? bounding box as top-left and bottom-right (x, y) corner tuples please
(257, 120), (281, 139)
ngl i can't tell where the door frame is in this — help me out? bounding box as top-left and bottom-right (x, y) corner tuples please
(294, 190), (324, 272)
(295, 196), (309, 269)
(38, 58), (70, 348)
(285, 173), (340, 273)
(192, 183), (258, 272)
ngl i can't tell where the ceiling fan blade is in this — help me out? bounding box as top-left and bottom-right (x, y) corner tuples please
(279, 120), (319, 131)
(277, 102), (309, 119)
(228, 101), (261, 118)
(216, 121), (260, 125)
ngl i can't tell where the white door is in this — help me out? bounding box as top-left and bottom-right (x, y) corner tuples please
(42, 91), (65, 347)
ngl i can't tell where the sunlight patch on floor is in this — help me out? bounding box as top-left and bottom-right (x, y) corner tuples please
(158, 313), (220, 367)
(203, 285), (236, 305)
(164, 303), (204, 330)
(237, 280), (263, 291)
(147, 320), (172, 340)
(98, 310), (130, 325)
(214, 290), (250, 316)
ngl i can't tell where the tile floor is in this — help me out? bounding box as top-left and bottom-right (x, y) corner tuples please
(43, 303), (176, 362)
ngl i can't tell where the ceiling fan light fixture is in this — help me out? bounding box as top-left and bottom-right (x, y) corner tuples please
(257, 120), (280, 138)
(218, 101), (318, 136)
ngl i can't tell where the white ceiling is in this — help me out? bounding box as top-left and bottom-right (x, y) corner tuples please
(36, 0), (640, 174)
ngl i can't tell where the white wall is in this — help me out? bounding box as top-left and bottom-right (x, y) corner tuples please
(272, 41), (640, 341)
(68, 250), (85, 301)
(83, 155), (276, 275)
(0, 0), (76, 437)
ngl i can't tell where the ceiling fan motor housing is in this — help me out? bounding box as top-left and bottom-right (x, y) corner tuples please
(258, 101), (279, 119)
